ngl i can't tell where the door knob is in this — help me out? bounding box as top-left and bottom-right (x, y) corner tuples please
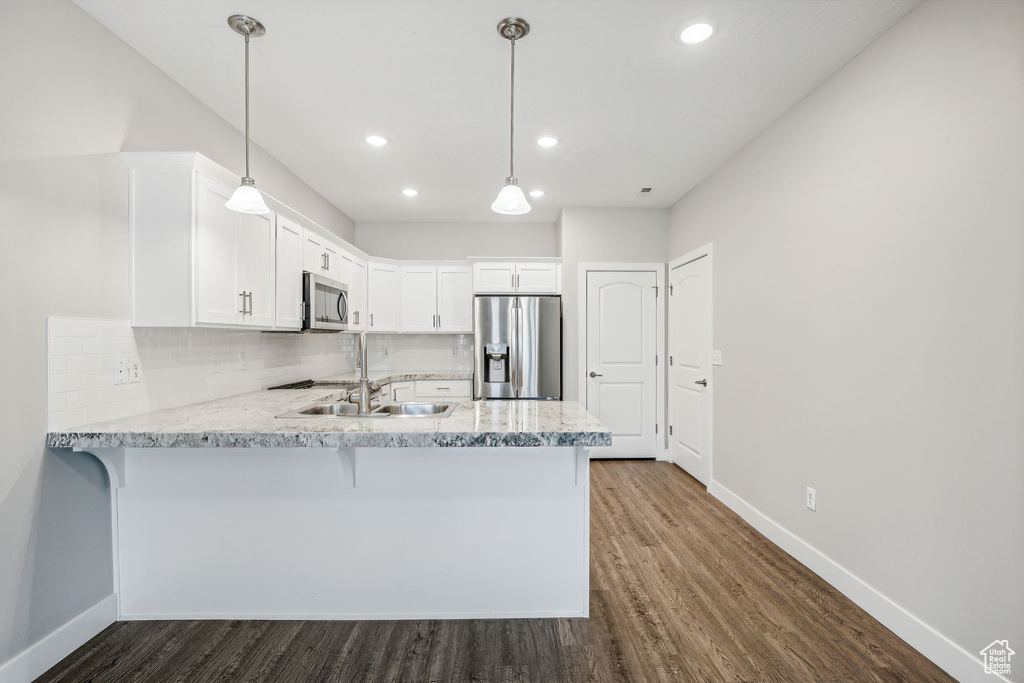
(695, 379), (707, 387)
(589, 371), (603, 378)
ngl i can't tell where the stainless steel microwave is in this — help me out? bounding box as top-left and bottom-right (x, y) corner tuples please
(302, 271), (348, 332)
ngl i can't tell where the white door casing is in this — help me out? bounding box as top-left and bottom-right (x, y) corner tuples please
(585, 270), (659, 459)
(669, 249), (713, 485)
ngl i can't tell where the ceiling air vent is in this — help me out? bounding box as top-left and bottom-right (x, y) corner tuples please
(637, 187), (654, 198)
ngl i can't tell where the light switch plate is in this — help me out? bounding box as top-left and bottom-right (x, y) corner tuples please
(712, 350), (723, 366)
(113, 359), (128, 385)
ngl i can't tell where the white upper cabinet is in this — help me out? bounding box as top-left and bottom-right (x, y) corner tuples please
(343, 252), (368, 331)
(397, 265), (473, 333)
(514, 263), (559, 294)
(194, 175), (241, 326)
(303, 229), (344, 283)
(472, 261), (561, 294)
(437, 265), (474, 332)
(473, 262), (517, 293)
(367, 261), (402, 332)
(133, 164), (276, 329)
(275, 216), (304, 330)
(401, 266), (439, 332)
(235, 211), (276, 327)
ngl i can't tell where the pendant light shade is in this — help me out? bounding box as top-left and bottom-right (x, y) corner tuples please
(226, 177), (270, 214)
(491, 178), (531, 215)
(226, 15), (269, 215)
(492, 18), (531, 216)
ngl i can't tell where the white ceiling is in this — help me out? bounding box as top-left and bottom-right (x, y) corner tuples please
(74, 0), (920, 223)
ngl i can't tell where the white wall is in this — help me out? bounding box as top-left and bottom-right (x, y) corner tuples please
(0, 0), (354, 668)
(355, 222), (557, 260)
(667, 0), (1023, 677)
(558, 208), (668, 402)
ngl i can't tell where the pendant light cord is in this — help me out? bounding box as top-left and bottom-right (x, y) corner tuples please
(244, 32), (251, 179)
(509, 35), (516, 179)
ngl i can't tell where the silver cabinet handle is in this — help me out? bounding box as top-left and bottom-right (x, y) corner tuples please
(695, 379), (707, 387)
(239, 291), (247, 314)
(353, 311), (359, 325)
(370, 313), (374, 327)
(326, 253), (330, 270)
(246, 292), (253, 315)
(432, 314), (436, 328)
(589, 371), (603, 378)
(437, 314), (441, 328)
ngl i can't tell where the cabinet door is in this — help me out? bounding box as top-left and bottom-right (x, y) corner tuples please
(336, 247), (355, 290)
(303, 230), (326, 274)
(401, 266), (438, 332)
(275, 217), (304, 330)
(391, 381), (415, 403)
(236, 210), (276, 328)
(195, 174), (241, 325)
(349, 258), (367, 331)
(437, 265), (473, 332)
(324, 241), (342, 282)
(472, 262), (517, 293)
(367, 262), (401, 332)
(515, 263), (560, 294)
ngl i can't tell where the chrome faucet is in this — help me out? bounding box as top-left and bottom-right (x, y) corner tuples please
(348, 332), (373, 415)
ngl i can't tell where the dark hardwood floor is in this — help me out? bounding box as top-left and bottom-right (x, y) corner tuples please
(37, 461), (953, 682)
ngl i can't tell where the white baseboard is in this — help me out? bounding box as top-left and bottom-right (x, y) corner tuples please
(708, 480), (1004, 683)
(120, 609), (587, 621)
(0, 594), (117, 683)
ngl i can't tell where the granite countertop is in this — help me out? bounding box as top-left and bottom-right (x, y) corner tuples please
(45, 372), (611, 449)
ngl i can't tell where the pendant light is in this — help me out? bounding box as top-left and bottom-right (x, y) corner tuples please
(225, 15), (270, 215)
(491, 18), (531, 215)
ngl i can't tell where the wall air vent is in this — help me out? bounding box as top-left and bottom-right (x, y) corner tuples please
(637, 187), (654, 198)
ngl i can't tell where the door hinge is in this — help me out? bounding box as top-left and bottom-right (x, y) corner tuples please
(669, 425), (673, 435)
(655, 423), (659, 434)
(670, 284), (674, 295)
(655, 355), (658, 366)
(653, 285), (659, 297)
(669, 356), (673, 365)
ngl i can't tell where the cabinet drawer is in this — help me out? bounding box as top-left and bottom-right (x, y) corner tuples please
(415, 380), (472, 399)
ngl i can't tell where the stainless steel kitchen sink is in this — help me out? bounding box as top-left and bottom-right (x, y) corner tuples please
(372, 402), (454, 417)
(278, 401), (455, 419)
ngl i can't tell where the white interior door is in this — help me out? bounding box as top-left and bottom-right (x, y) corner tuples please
(669, 256), (712, 484)
(585, 271), (658, 458)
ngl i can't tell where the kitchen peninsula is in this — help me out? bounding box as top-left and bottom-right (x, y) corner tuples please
(47, 381), (609, 621)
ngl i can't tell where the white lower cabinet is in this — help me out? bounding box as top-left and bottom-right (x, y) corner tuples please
(390, 381), (415, 403)
(368, 261), (402, 332)
(415, 379), (472, 402)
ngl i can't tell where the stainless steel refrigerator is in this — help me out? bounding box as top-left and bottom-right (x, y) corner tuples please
(474, 296), (562, 400)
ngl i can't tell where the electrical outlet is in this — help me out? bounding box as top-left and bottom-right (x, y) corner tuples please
(128, 357), (142, 383)
(113, 358), (128, 385)
(452, 347), (458, 357)
(382, 347), (389, 357)
(806, 487), (816, 511)
(239, 352), (247, 371)
(712, 350), (723, 366)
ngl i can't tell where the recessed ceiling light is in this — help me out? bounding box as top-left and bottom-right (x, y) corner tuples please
(365, 134), (388, 146)
(536, 136), (559, 147)
(529, 190), (545, 198)
(679, 22), (714, 44)
(402, 188), (418, 197)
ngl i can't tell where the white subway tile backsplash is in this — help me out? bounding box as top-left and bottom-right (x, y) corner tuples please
(47, 317), (358, 431)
